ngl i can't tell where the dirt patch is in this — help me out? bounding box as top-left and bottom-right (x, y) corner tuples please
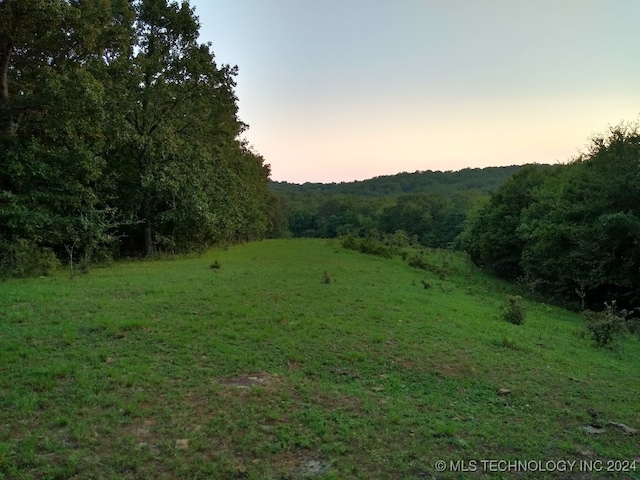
(287, 359), (304, 372)
(299, 458), (331, 476)
(130, 418), (161, 456)
(311, 388), (364, 413)
(431, 352), (478, 378)
(269, 451), (332, 479)
(132, 418), (157, 441)
(216, 372), (277, 389)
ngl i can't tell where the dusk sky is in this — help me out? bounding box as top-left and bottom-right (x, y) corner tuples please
(190, 0), (640, 183)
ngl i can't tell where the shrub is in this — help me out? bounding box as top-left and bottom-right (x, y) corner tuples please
(627, 312), (640, 336)
(321, 271), (332, 284)
(340, 235), (393, 258)
(360, 237), (393, 257)
(210, 260), (222, 269)
(0, 239), (60, 278)
(407, 254), (429, 270)
(389, 230), (411, 247)
(502, 295), (526, 325)
(583, 301), (629, 348)
(406, 253), (450, 279)
(340, 234), (359, 251)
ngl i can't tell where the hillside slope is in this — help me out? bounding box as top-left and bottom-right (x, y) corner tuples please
(0, 239), (638, 479)
(270, 165), (525, 196)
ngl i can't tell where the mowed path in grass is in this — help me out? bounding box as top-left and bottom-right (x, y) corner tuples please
(0, 239), (638, 479)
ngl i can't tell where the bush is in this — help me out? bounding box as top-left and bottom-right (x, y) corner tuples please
(406, 253), (450, 279)
(502, 295), (526, 325)
(341, 234), (359, 251)
(0, 239), (60, 278)
(583, 301), (629, 348)
(627, 312), (640, 336)
(389, 230), (412, 247)
(340, 234), (393, 258)
(407, 254), (429, 270)
(360, 237), (393, 258)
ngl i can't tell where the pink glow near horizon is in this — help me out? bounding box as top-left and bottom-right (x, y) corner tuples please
(192, 0), (640, 183)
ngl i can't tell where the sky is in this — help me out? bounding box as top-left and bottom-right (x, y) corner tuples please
(189, 0), (640, 183)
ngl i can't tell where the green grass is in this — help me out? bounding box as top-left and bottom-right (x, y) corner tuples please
(0, 239), (638, 479)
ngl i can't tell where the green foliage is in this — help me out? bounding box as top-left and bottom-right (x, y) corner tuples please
(406, 254), (430, 270)
(583, 301), (629, 348)
(279, 185), (485, 250)
(270, 166), (522, 196)
(321, 270), (332, 284)
(460, 164), (555, 280)
(0, 0), (273, 275)
(499, 336), (521, 350)
(462, 124), (640, 315)
(210, 260), (221, 270)
(100, 2), (271, 255)
(340, 234), (394, 258)
(380, 194), (436, 241)
(0, 239), (60, 278)
(406, 252), (452, 279)
(502, 295), (526, 325)
(266, 192), (291, 238)
(271, 167), (508, 248)
(518, 126), (640, 310)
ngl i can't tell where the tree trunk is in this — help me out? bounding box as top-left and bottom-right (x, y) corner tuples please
(144, 219), (152, 257)
(0, 32), (14, 137)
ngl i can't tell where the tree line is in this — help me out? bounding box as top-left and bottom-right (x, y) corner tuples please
(1, 0), (273, 276)
(460, 125), (640, 312)
(270, 165), (521, 196)
(269, 166), (520, 248)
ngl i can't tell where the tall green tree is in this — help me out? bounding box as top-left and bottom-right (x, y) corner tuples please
(0, 0), (131, 137)
(0, 0), (66, 137)
(1, 0), (273, 273)
(0, 0), (131, 270)
(460, 164), (555, 280)
(519, 126), (640, 309)
(101, 0), (269, 255)
(380, 194), (436, 243)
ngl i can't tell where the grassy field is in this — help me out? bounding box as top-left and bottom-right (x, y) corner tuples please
(0, 239), (638, 479)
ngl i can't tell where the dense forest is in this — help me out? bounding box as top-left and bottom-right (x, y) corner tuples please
(0, 0), (273, 276)
(459, 125), (640, 313)
(268, 166), (527, 247)
(270, 165), (522, 196)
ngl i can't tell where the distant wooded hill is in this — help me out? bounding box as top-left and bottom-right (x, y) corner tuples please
(270, 165), (525, 196)
(265, 165), (542, 248)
